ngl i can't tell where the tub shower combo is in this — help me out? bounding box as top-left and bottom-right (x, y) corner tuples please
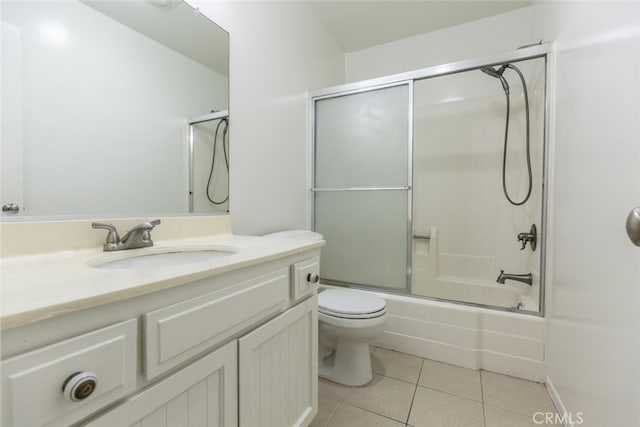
(311, 44), (550, 316)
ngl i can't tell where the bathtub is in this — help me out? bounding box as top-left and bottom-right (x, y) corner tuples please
(412, 274), (538, 311)
(320, 285), (545, 382)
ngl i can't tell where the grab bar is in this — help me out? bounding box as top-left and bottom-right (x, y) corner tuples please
(412, 235), (431, 240)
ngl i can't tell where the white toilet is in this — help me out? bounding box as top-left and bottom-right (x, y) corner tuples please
(318, 288), (388, 386)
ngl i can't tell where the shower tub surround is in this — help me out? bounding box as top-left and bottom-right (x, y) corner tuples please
(412, 227), (539, 311)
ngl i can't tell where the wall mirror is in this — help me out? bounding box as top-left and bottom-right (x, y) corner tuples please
(1, 0), (229, 219)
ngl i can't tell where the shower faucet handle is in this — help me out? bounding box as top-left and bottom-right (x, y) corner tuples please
(517, 224), (537, 251)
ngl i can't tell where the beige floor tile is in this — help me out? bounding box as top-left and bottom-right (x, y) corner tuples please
(484, 405), (563, 427)
(419, 359), (482, 401)
(408, 386), (484, 427)
(481, 371), (556, 417)
(327, 403), (405, 427)
(310, 395), (340, 427)
(319, 378), (351, 402)
(372, 348), (424, 384)
(344, 374), (415, 422)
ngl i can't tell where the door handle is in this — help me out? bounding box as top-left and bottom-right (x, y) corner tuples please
(626, 207), (640, 246)
(2, 203), (20, 214)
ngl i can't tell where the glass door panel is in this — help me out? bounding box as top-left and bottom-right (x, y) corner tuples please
(315, 85), (409, 188)
(314, 191), (409, 290)
(313, 83), (411, 291)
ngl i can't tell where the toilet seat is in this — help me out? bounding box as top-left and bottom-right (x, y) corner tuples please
(318, 289), (387, 319)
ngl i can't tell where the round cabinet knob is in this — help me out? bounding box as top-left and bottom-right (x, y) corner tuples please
(62, 372), (98, 402)
(307, 272), (320, 284)
(2, 203), (20, 214)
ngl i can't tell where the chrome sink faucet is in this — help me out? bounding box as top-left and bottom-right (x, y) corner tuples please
(496, 270), (533, 286)
(92, 220), (161, 251)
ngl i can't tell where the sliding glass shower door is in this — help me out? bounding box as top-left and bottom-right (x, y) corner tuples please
(312, 83), (412, 291)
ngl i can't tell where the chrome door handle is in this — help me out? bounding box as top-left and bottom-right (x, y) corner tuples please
(626, 207), (640, 247)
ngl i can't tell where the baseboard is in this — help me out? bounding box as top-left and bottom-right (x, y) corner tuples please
(546, 376), (570, 427)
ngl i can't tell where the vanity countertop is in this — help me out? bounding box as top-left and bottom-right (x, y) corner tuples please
(0, 233), (324, 330)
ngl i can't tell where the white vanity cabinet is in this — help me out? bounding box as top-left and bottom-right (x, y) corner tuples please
(1, 250), (321, 427)
(86, 340), (238, 427)
(239, 295), (317, 427)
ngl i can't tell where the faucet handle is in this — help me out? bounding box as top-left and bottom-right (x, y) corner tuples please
(92, 222), (120, 243)
(517, 234), (528, 250)
(92, 222), (122, 250)
(517, 224), (537, 251)
(141, 220), (161, 242)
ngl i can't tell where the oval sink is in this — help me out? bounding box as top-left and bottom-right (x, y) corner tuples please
(91, 248), (234, 269)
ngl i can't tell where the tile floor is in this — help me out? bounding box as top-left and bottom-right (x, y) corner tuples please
(311, 347), (560, 427)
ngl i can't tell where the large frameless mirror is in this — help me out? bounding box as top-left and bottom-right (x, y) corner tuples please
(1, 0), (229, 218)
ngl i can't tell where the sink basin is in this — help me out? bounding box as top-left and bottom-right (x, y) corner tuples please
(91, 248), (235, 269)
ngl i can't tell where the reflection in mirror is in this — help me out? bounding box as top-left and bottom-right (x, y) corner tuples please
(190, 111), (229, 214)
(0, 0), (229, 218)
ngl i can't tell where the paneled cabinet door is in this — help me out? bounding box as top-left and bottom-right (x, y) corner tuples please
(86, 341), (238, 427)
(239, 295), (318, 427)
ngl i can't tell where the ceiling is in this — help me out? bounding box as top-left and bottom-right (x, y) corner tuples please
(82, 0), (229, 76)
(305, 1), (531, 52)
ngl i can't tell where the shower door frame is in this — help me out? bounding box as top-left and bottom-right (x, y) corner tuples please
(309, 42), (553, 316)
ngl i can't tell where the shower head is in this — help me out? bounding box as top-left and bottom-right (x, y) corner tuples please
(481, 64), (508, 78)
(481, 65), (510, 95)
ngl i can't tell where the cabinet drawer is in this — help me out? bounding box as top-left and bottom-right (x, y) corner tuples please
(291, 257), (320, 301)
(1, 319), (137, 427)
(144, 268), (289, 379)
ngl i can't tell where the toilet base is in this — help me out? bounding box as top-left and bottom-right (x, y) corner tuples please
(318, 339), (373, 386)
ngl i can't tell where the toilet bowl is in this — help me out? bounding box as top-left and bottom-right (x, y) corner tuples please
(318, 288), (387, 386)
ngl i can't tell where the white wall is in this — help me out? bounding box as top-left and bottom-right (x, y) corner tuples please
(1, 1), (227, 216)
(531, 2), (640, 426)
(345, 6), (533, 82)
(192, 1), (345, 236)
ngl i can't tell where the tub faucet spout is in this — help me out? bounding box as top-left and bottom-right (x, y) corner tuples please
(497, 270), (532, 286)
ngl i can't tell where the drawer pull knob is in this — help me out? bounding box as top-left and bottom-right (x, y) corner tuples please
(307, 273), (320, 284)
(62, 372), (98, 402)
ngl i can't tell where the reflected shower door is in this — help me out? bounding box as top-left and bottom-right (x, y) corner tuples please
(313, 83), (411, 291)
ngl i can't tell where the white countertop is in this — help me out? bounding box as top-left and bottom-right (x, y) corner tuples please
(0, 233), (324, 330)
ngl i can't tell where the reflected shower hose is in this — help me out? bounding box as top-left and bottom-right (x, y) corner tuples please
(481, 63), (532, 206)
(206, 117), (229, 205)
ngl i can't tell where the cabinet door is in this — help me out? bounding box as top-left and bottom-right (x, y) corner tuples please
(239, 295), (318, 427)
(87, 341), (237, 427)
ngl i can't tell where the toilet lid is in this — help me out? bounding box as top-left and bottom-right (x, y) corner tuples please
(318, 289), (386, 317)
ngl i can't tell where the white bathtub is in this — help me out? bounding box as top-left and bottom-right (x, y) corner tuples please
(412, 274), (537, 311)
(321, 285), (545, 382)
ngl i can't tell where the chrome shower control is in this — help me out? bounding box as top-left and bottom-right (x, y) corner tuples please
(517, 224), (537, 251)
(62, 371), (97, 402)
(307, 273), (320, 284)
